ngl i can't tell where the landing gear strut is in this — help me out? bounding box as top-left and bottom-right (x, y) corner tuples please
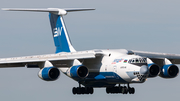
(106, 84), (135, 94)
(127, 83), (135, 94)
(72, 83), (94, 95)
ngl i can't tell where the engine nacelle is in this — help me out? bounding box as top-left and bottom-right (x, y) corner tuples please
(38, 67), (60, 81)
(67, 65), (89, 80)
(148, 63), (160, 77)
(159, 64), (179, 78)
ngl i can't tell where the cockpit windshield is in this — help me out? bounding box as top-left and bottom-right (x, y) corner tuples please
(128, 58), (147, 63)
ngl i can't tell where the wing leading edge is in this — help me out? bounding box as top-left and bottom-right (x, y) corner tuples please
(0, 50), (98, 68)
(131, 50), (180, 66)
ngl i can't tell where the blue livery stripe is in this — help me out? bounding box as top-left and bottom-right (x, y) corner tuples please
(94, 74), (106, 80)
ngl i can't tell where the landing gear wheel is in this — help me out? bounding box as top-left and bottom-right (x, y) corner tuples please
(119, 86), (123, 93)
(85, 87), (89, 94)
(131, 87), (135, 94)
(77, 87), (81, 94)
(81, 87), (85, 94)
(127, 83), (135, 94)
(106, 87), (110, 94)
(72, 87), (77, 94)
(85, 87), (94, 94)
(106, 84), (135, 94)
(89, 87), (94, 94)
(122, 86), (128, 94)
(129, 87), (132, 94)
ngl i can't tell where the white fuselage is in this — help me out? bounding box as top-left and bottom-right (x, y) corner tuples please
(62, 49), (148, 87)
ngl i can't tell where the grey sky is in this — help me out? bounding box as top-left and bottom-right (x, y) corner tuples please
(0, 0), (180, 101)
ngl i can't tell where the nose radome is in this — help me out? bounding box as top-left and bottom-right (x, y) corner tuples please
(140, 65), (148, 74)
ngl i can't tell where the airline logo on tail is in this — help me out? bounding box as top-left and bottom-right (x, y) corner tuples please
(53, 27), (62, 37)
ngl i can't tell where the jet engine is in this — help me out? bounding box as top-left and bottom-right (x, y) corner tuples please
(148, 63), (160, 77)
(159, 64), (179, 78)
(67, 65), (89, 80)
(38, 67), (60, 81)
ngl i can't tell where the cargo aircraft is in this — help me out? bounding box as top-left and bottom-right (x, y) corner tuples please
(1, 8), (180, 95)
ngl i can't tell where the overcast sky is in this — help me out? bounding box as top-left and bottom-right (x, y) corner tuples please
(0, 0), (180, 101)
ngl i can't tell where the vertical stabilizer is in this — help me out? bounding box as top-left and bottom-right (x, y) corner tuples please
(2, 8), (95, 53)
(49, 13), (76, 53)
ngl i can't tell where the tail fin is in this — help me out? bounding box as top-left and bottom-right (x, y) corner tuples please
(2, 8), (95, 53)
(49, 13), (75, 53)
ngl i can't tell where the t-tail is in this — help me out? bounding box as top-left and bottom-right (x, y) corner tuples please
(2, 8), (95, 53)
(49, 12), (75, 53)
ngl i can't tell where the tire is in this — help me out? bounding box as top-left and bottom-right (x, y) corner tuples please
(85, 87), (89, 94)
(77, 87), (81, 94)
(118, 87), (122, 93)
(81, 88), (85, 94)
(131, 87), (135, 94)
(106, 87), (110, 94)
(72, 87), (77, 95)
(129, 87), (132, 94)
(89, 87), (94, 94)
(115, 87), (119, 93)
(122, 86), (128, 94)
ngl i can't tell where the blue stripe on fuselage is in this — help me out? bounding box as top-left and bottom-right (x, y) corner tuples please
(80, 72), (127, 87)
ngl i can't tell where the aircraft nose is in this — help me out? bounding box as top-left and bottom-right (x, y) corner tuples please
(140, 65), (148, 74)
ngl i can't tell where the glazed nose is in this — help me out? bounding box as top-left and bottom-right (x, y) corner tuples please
(140, 65), (148, 74)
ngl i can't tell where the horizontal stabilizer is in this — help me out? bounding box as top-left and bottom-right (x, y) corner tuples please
(2, 8), (95, 15)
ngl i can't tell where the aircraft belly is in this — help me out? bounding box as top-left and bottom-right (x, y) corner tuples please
(81, 72), (128, 87)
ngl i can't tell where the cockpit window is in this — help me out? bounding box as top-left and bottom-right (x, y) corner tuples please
(132, 59), (135, 63)
(128, 58), (147, 63)
(139, 58), (143, 63)
(142, 58), (146, 63)
(136, 59), (139, 63)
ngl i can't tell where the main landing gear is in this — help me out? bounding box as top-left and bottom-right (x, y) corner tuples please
(106, 84), (135, 94)
(72, 83), (135, 95)
(72, 83), (94, 95)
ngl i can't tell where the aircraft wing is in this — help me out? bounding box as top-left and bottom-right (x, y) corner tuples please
(0, 50), (101, 68)
(131, 50), (180, 66)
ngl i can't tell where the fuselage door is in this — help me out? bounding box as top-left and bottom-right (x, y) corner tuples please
(105, 65), (107, 71)
(113, 65), (119, 79)
(113, 65), (117, 73)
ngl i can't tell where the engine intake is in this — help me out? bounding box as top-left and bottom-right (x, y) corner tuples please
(67, 65), (89, 80)
(38, 67), (60, 81)
(148, 63), (160, 77)
(160, 64), (179, 78)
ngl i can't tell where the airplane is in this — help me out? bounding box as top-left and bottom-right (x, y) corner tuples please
(1, 8), (180, 95)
